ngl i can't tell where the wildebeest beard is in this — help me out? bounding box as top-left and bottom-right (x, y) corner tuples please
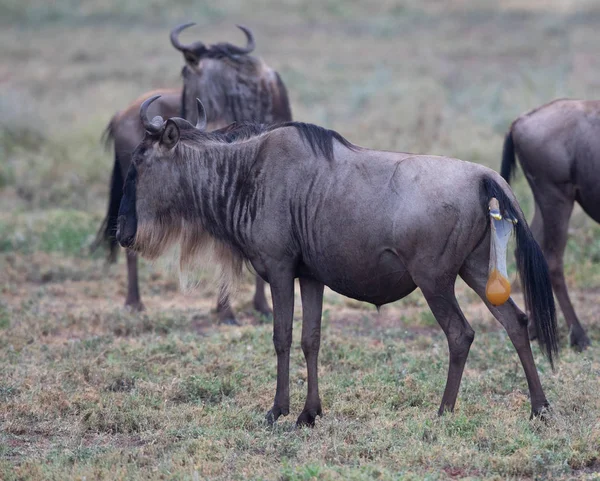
(126, 134), (269, 294)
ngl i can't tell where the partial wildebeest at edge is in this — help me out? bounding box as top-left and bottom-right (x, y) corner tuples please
(117, 96), (558, 426)
(94, 23), (292, 323)
(502, 99), (597, 351)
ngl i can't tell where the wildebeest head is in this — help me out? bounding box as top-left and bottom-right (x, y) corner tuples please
(116, 95), (208, 258)
(170, 22), (255, 65)
(170, 23), (283, 127)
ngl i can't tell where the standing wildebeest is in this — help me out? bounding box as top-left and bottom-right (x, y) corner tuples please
(95, 24), (292, 323)
(116, 97), (558, 425)
(502, 99), (596, 350)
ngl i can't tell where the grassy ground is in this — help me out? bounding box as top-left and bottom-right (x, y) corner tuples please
(1, 0), (600, 479)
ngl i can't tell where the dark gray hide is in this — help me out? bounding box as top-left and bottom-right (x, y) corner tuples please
(118, 98), (558, 426)
(95, 24), (292, 323)
(502, 98), (598, 350)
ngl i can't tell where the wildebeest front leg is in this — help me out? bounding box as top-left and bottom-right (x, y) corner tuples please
(536, 187), (590, 350)
(265, 271), (295, 425)
(125, 250), (144, 311)
(253, 275), (272, 318)
(296, 277), (324, 427)
(421, 286), (475, 415)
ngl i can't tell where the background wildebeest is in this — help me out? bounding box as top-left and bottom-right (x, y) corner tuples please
(501, 99), (597, 351)
(94, 23), (292, 323)
(116, 97), (558, 426)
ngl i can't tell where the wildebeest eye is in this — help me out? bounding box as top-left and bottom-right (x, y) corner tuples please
(184, 53), (199, 65)
(132, 144), (148, 165)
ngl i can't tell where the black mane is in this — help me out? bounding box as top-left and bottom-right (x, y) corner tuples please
(199, 121), (357, 162)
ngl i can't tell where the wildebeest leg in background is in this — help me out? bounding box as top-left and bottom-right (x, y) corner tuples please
(215, 276), (270, 325)
(216, 285), (238, 325)
(535, 185), (590, 350)
(420, 282), (475, 415)
(253, 276), (272, 318)
(296, 277), (324, 427)
(529, 202), (545, 247)
(125, 250), (144, 311)
(459, 239), (550, 417)
(265, 269), (295, 425)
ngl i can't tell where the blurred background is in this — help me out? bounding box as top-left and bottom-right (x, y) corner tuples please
(2, 0), (600, 255)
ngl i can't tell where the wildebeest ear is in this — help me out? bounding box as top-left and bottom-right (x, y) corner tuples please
(161, 119), (180, 150)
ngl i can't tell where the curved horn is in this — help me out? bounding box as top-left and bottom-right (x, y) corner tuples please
(222, 25), (255, 55)
(170, 22), (199, 52)
(195, 98), (207, 131)
(140, 95), (163, 134)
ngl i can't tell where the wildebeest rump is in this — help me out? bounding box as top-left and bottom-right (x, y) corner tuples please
(502, 99), (597, 350)
(94, 24), (292, 323)
(117, 97), (558, 425)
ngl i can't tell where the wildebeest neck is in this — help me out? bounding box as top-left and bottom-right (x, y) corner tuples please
(181, 140), (265, 254)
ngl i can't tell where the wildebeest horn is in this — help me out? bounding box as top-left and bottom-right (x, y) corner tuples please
(170, 22), (201, 52)
(195, 98), (207, 131)
(222, 25), (255, 55)
(140, 95), (163, 134)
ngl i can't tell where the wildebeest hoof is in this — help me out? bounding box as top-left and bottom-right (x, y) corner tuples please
(296, 406), (322, 427)
(221, 317), (240, 326)
(265, 405), (289, 425)
(530, 401), (551, 422)
(569, 328), (591, 351)
(125, 301), (145, 312)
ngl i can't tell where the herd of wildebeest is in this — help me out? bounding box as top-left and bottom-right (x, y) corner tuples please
(91, 23), (598, 427)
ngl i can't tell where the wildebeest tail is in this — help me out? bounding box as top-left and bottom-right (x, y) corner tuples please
(91, 151), (123, 263)
(100, 115), (118, 152)
(481, 176), (558, 368)
(500, 129), (516, 183)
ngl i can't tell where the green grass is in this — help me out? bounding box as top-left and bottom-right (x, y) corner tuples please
(0, 210), (100, 256)
(1, 0), (600, 479)
(0, 298), (598, 480)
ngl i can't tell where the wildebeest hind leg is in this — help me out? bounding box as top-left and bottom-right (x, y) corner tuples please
(125, 250), (144, 311)
(252, 276), (272, 318)
(459, 243), (549, 417)
(536, 187), (590, 350)
(420, 283), (474, 416)
(296, 277), (324, 427)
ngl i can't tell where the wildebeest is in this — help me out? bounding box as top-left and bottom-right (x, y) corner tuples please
(94, 24), (292, 323)
(117, 97), (558, 425)
(501, 99), (596, 350)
